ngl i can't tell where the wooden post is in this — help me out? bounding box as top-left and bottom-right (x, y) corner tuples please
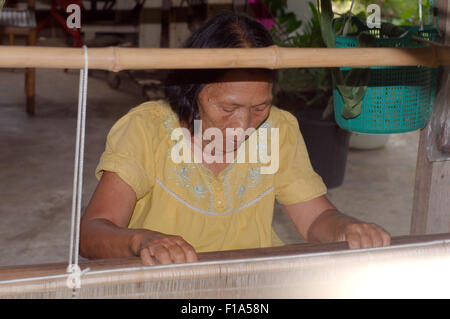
(411, 0), (450, 234)
(138, 0), (162, 48)
(25, 28), (36, 115)
(168, 1), (192, 48)
(207, 0), (233, 17)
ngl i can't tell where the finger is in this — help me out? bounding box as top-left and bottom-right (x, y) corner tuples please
(369, 227), (384, 247)
(345, 233), (361, 249)
(140, 247), (156, 266)
(380, 229), (391, 246)
(165, 243), (187, 264)
(151, 245), (173, 265)
(366, 225), (391, 247)
(359, 233), (373, 249)
(176, 241), (198, 263)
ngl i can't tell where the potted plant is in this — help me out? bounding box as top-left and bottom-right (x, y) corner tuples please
(263, 0), (351, 188)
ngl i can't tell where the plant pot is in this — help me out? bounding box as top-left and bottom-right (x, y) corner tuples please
(294, 108), (350, 189)
(349, 133), (391, 150)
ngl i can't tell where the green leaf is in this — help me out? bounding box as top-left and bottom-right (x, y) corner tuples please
(318, 0), (335, 48)
(292, 35), (301, 47)
(354, 10), (367, 21)
(344, 68), (370, 87)
(321, 96), (334, 119)
(337, 85), (367, 119)
(380, 22), (408, 38)
(285, 19), (302, 34)
(336, 33), (374, 118)
(264, 0), (285, 15)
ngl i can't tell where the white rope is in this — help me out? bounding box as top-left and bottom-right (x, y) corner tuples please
(67, 45), (90, 291)
(66, 264), (90, 290)
(0, 45), (92, 293)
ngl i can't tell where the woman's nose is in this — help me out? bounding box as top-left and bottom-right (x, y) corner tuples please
(230, 108), (251, 130)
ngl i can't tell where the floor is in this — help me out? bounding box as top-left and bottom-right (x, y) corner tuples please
(0, 39), (420, 267)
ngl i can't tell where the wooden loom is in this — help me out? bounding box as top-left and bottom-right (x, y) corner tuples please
(1, 233), (450, 298)
(0, 42), (450, 298)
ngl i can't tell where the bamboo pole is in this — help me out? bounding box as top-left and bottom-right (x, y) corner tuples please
(0, 45), (449, 71)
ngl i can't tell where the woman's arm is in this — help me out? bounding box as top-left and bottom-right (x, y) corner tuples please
(80, 171), (198, 265)
(283, 195), (391, 248)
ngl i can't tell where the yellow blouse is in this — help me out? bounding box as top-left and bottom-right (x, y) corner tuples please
(95, 100), (327, 253)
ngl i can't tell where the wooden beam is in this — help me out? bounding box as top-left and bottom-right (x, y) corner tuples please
(1, 233), (450, 298)
(1, 233), (449, 281)
(411, 0), (450, 234)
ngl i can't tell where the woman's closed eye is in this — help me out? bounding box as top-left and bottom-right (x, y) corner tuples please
(253, 104), (269, 112)
(222, 103), (270, 113)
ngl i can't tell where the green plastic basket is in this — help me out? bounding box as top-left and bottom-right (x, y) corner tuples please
(333, 23), (439, 134)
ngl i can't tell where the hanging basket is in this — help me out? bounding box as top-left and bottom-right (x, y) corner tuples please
(333, 23), (439, 134)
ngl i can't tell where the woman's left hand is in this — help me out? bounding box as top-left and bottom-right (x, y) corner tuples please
(336, 222), (391, 249)
(285, 197), (392, 249)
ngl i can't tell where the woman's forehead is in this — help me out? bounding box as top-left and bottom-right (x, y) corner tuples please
(204, 70), (273, 94)
(202, 80), (272, 105)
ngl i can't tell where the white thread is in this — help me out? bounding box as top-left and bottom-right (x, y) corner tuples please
(1, 239), (449, 288)
(67, 45), (89, 291)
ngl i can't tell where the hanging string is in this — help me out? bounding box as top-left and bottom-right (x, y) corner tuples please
(418, 0), (423, 31)
(67, 45), (90, 293)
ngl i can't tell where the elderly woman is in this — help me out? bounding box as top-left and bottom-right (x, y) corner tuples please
(80, 12), (391, 265)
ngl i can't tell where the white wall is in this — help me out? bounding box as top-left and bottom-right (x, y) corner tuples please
(286, 0), (314, 33)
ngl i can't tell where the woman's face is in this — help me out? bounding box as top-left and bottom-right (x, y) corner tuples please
(196, 70), (273, 153)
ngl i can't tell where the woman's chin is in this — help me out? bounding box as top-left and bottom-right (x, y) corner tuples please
(224, 140), (245, 152)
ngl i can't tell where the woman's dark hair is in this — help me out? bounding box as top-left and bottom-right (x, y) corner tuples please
(164, 11), (277, 133)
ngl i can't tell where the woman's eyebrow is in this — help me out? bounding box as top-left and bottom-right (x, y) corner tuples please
(221, 99), (272, 108)
(257, 99), (273, 106)
(250, 99), (273, 107)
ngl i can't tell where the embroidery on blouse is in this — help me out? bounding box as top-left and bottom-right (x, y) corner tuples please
(156, 101), (276, 213)
(156, 177), (274, 216)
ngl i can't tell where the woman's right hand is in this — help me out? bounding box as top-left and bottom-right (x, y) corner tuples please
(131, 230), (198, 266)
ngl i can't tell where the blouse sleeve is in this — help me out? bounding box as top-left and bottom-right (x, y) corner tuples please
(95, 110), (154, 200)
(274, 111), (327, 205)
